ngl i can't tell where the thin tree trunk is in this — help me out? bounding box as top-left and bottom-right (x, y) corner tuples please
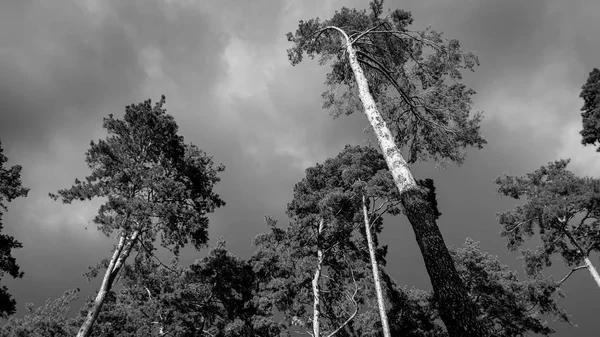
(312, 219), (324, 337)
(76, 230), (140, 337)
(362, 196), (391, 337)
(584, 257), (600, 288)
(325, 25), (488, 337)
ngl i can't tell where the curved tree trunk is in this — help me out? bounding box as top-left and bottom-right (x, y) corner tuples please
(76, 230), (140, 337)
(312, 219), (324, 337)
(327, 26), (488, 337)
(362, 196), (391, 337)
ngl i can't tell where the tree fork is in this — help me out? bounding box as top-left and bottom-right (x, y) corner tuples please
(561, 222), (600, 289)
(76, 230), (140, 337)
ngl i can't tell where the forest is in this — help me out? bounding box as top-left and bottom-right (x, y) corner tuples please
(1, 0), (599, 336)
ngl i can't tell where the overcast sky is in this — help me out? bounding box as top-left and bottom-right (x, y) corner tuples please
(1, 0), (599, 335)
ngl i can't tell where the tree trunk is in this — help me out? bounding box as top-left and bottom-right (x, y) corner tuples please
(562, 226), (600, 289)
(312, 219), (324, 337)
(76, 230), (140, 337)
(333, 27), (488, 337)
(362, 196), (391, 337)
(584, 257), (600, 288)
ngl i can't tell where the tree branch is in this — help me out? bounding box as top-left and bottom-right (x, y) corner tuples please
(348, 14), (391, 44)
(138, 241), (177, 272)
(324, 265), (359, 337)
(355, 51), (456, 135)
(558, 265), (587, 286)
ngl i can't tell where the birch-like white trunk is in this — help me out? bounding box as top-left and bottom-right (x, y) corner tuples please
(584, 257), (600, 289)
(362, 196), (391, 337)
(76, 230), (140, 337)
(312, 219), (324, 337)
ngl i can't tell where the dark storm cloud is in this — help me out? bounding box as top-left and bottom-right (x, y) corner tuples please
(461, 0), (551, 72)
(0, 0), (228, 151)
(0, 1), (144, 148)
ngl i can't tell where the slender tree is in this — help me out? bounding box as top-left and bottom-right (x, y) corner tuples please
(496, 159), (600, 289)
(0, 140), (29, 318)
(69, 239), (286, 337)
(50, 96), (225, 337)
(286, 1), (487, 335)
(253, 216), (365, 335)
(579, 68), (600, 150)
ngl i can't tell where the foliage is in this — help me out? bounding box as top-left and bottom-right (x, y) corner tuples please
(450, 239), (569, 336)
(580, 68), (600, 150)
(251, 216), (371, 336)
(75, 240), (286, 337)
(49, 96), (226, 336)
(287, 0), (485, 165)
(251, 145), (445, 336)
(495, 159), (600, 277)
(0, 141), (29, 318)
(50, 96), (225, 254)
(0, 289), (79, 337)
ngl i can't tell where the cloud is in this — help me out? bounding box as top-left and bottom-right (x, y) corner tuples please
(0, 0), (144, 149)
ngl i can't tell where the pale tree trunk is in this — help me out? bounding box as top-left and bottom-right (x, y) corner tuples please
(312, 219), (324, 337)
(76, 230), (140, 337)
(362, 196), (391, 337)
(562, 226), (600, 289)
(584, 257), (600, 288)
(323, 25), (489, 337)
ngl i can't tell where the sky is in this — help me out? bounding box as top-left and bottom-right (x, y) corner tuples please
(1, 0), (599, 335)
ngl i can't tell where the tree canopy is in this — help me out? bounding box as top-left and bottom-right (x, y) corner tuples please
(496, 159), (600, 287)
(50, 96), (226, 337)
(580, 68), (600, 150)
(0, 141), (29, 318)
(287, 0), (485, 165)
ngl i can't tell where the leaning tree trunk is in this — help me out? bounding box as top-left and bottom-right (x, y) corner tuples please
(583, 257), (600, 288)
(76, 230), (140, 337)
(312, 219), (325, 337)
(326, 26), (488, 337)
(563, 228), (600, 289)
(362, 196), (391, 337)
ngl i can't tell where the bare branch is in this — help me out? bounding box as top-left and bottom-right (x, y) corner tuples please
(355, 51), (457, 134)
(138, 241), (177, 272)
(348, 13), (391, 44)
(325, 265), (359, 337)
(558, 265), (587, 286)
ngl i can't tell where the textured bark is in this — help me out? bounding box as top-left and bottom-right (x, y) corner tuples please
(312, 219), (324, 337)
(362, 196), (391, 337)
(401, 186), (486, 337)
(322, 26), (489, 336)
(584, 257), (600, 289)
(76, 230), (140, 337)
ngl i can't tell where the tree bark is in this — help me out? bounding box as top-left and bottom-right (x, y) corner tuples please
(312, 219), (324, 337)
(561, 225), (600, 289)
(76, 230), (140, 337)
(325, 26), (488, 337)
(584, 257), (600, 289)
(362, 196), (391, 337)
